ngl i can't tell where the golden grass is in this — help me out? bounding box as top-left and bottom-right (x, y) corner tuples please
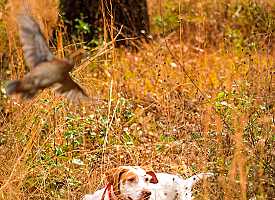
(0, 0), (274, 199)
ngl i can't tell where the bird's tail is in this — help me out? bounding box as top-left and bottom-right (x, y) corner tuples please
(5, 80), (22, 95)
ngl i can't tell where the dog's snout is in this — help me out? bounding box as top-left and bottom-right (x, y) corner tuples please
(142, 191), (151, 199)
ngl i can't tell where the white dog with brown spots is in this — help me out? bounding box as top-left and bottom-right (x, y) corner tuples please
(83, 166), (213, 200)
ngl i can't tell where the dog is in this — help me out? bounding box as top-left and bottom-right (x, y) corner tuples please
(5, 13), (87, 102)
(83, 166), (157, 200)
(148, 172), (213, 200)
(83, 166), (213, 200)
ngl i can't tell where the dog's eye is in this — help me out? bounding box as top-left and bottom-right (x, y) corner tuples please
(145, 177), (149, 182)
(128, 177), (136, 182)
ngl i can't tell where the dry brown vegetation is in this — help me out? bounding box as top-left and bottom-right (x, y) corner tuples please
(0, 0), (274, 199)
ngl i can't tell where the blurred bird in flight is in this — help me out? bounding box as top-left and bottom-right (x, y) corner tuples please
(6, 14), (87, 102)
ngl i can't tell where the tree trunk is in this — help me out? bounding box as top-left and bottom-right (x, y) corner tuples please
(106, 0), (150, 47)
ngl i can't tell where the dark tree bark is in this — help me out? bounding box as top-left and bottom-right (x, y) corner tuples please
(107, 0), (150, 47)
(59, 0), (150, 48)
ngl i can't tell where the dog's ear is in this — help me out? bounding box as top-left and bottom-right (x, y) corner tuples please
(105, 167), (129, 196)
(146, 171), (158, 184)
(105, 168), (117, 185)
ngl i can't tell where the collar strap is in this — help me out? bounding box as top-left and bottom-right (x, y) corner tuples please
(101, 183), (112, 200)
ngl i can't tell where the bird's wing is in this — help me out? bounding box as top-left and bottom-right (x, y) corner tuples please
(17, 14), (54, 68)
(54, 76), (88, 102)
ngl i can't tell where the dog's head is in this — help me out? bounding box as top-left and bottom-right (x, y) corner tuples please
(105, 166), (158, 200)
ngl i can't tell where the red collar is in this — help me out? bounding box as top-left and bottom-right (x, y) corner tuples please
(101, 183), (112, 200)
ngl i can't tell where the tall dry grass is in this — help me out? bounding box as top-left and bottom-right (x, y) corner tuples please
(0, 0), (274, 199)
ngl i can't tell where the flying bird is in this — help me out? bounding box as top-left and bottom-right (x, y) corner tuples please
(6, 14), (87, 102)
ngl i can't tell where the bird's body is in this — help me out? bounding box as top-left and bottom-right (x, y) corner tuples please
(7, 58), (73, 98)
(6, 14), (87, 101)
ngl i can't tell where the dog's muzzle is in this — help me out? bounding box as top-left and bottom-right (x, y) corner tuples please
(141, 191), (151, 200)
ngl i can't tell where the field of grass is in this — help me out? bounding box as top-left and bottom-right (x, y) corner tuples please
(0, 0), (274, 199)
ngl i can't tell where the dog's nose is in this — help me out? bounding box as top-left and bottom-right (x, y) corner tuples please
(142, 191), (151, 198)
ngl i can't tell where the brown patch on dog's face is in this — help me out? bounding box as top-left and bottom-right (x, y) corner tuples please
(105, 167), (130, 196)
(120, 171), (139, 184)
